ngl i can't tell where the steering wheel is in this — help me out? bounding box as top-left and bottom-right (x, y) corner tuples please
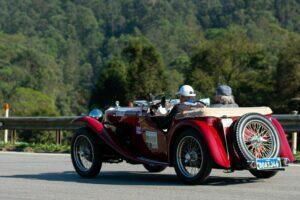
(194, 100), (207, 107)
(149, 97), (166, 115)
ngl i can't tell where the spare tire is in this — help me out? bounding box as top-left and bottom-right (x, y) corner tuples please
(233, 113), (280, 161)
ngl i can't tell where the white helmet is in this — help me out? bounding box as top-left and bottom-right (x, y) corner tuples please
(177, 85), (196, 97)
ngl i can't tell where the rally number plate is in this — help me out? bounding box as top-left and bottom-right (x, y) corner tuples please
(256, 157), (281, 170)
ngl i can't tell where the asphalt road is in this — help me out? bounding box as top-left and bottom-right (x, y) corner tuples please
(0, 152), (299, 200)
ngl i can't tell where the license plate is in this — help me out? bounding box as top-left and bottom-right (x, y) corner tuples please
(256, 158), (281, 170)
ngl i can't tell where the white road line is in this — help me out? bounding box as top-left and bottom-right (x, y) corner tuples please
(290, 164), (300, 167)
(0, 151), (69, 156)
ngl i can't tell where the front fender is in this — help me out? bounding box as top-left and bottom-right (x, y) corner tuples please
(74, 116), (127, 155)
(270, 117), (295, 162)
(168, 120), (230, 168)
(74, 116), (104, 134)
(74, 116), (169, 166)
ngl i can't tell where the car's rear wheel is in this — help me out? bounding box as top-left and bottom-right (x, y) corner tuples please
(143, 164), (166, 173)
(233, 113), (281, 179)
(71, 128), (102, 178)
(173, 129), (211, 185)
(249, 170), (278, 179)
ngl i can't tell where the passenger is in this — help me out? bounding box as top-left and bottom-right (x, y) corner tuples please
(128, 101), (134, 107)
(210, 85), (239, 108)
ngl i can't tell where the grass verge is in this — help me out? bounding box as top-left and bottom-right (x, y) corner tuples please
(295, 151), (300, 163)
(0, 142), (70, 153)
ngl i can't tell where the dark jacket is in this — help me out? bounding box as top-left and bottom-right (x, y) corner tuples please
(210, 103), (239, 108)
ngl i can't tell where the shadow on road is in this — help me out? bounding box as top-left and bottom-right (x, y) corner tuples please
(0, 171), (260, 186)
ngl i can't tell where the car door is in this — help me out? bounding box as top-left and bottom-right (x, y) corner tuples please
(135, 115), (168, 161)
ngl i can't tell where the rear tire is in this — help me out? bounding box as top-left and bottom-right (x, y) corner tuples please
(172, 129), (212, 185)
(143, 164), (166, 173)
(249, 170), (278, 179)
(71, 128), (102, 178)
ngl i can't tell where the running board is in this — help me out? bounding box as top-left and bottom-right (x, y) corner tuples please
(137, 157), (169, 166)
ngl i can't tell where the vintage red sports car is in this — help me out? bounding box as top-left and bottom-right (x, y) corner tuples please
(71, 100), (294, 184)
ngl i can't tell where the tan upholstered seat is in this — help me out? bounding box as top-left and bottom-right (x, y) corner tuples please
(177, 107), (272, 118)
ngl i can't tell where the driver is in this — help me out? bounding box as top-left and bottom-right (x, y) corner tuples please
(158, 85), (201, 130)
(175, 85), (197, 111)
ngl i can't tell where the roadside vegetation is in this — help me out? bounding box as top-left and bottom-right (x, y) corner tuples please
(295, 151), (300, 163)
(0, 142), (70, 153)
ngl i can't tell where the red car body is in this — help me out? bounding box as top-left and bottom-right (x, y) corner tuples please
(74, 107), (294, 170)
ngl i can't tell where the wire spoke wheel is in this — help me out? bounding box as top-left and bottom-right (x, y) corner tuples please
(234, 114), (281, 179)
(234, 113), (280, 161)
(177, 136), (203, 178)
(71, 128), (102, 178)
(243, 120), (276, 159)
(173, 130), (211, 184)
(74, 135), (95, 172)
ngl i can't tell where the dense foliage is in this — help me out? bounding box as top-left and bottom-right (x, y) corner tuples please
(0, 0), (299, 120)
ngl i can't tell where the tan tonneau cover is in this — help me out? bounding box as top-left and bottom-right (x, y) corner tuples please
(176, 107), (272, 118)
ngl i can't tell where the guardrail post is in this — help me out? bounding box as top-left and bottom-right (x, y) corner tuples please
(292, 131), (298, 154)
(3, 103), (10, 143)
(11, 130), (16, 144)
(55, 130), (62, 145)
(291, 111), (298, 154)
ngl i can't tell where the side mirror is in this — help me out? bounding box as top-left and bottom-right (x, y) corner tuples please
(89, 109), (103, 120)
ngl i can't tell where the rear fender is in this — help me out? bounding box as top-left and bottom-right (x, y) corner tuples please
(270, 117), (295, 162)
(169, 120), (230, 168)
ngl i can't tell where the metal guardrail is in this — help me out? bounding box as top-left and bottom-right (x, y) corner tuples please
(0, 116), (84, 144)
(273, 114), (299, 154)
(273, 114), (300, 132)
(0, 115), (298, 131)
(0, 116), (84, 130)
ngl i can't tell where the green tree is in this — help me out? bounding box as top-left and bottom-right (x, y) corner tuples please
(122, 37), (168, 100)
(8, 87), (59, 143)
(91, 58), (128, 107)
(10, 87), (58, 116)
(91, 36), (168, 107)
(275, 37), (300, 111)
(188, 27), (274, 105)
(0, 0), (299, 118)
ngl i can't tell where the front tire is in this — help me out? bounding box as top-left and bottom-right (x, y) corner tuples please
(173, 129), (212, 185)
(143, 164), (166, 173)
(249, 170), (278, 179)
(71, 128), (102, 178)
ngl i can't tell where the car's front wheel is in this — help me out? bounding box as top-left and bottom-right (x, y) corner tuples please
(143, 164), (166, 173)
(71, 128), (102, 178)
(173, 129), (212, 185)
